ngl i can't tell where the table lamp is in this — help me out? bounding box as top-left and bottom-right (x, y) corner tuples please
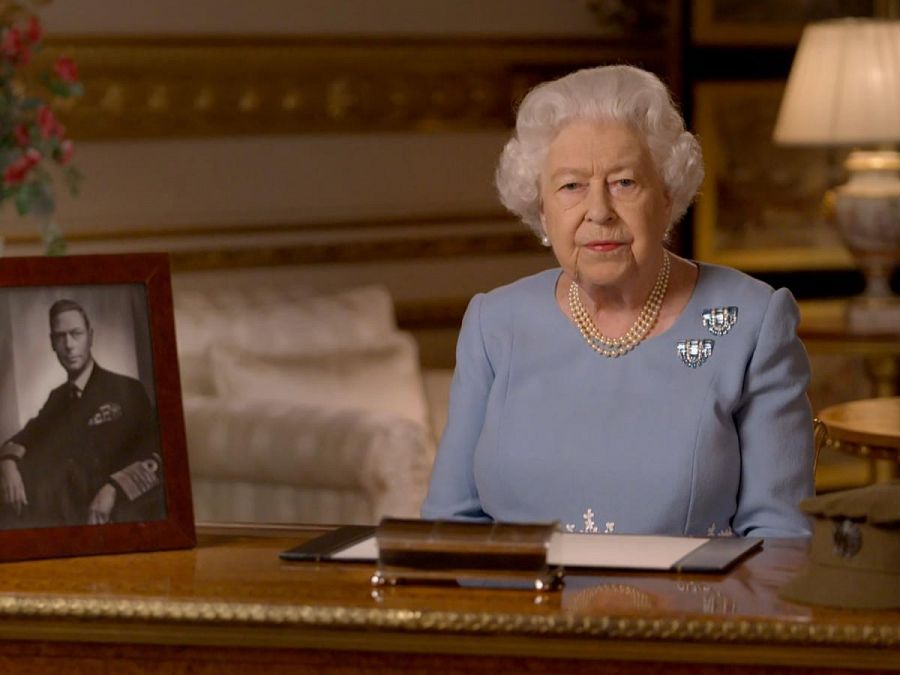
(774, 18), (900, 331)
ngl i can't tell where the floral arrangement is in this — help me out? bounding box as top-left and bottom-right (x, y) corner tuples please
(1, 3), (82, 254)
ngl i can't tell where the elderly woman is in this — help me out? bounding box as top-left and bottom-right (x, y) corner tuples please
(421, 65), (813, 538)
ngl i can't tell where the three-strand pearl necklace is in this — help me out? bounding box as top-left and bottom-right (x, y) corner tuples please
(568, 251), (671, 357)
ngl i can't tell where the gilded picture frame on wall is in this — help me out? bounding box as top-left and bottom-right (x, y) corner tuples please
(692, 80), (854, 272)
(691, 0), (877, 46)
(0, 253), (195, 562)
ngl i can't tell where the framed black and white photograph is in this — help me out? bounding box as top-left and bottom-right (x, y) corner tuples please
(0, 253), (195, 561)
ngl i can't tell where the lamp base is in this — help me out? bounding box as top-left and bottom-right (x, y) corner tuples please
(835, 150), (900, 324)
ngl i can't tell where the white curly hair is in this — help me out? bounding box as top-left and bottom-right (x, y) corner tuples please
(495, 65), (704, 238)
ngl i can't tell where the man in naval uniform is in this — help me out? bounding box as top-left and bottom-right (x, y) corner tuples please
(0, 299), (164, 529)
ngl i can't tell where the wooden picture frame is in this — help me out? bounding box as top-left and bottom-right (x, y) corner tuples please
(691, 0), (877, 46)
(692, 80), (854, 272)
(0, 253), (195, 561)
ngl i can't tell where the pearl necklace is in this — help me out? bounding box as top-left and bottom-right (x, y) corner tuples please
(568, 251), (671, 357)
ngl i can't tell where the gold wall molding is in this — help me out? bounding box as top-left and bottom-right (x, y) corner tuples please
(3, 215), (550, 273)
(166, 229), (547, 272)
(40, 37), (673, 139)
(4, 212), (515, 244)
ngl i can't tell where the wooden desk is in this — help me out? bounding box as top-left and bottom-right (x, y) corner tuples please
(0, 524), (897, 673)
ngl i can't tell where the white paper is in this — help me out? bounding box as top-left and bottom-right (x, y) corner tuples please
(547, 532), (705, 569)
(332, 536), (378, 560)
(331, 532), (706, 569)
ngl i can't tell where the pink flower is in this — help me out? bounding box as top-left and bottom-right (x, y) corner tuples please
(55, 139), (74, 165)
(3, 148), (41, 185)
(53, 56), (79, 83)
(12, 124), (30, 146)
(37, 105), (65, 139)
(25, 17), (42, 45)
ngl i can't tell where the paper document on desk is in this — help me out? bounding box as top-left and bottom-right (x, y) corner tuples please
(548, 533), (705, 569)
(328, 531), (759, 572)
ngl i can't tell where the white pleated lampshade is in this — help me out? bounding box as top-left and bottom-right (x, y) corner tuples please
(774, 18), (900, 146)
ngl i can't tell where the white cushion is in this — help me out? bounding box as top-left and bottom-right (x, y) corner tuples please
(191, 477), (377, 525)
(174, 284), (397, 395)
(209, 331), (430, 430)
(184, 395), (434, 522)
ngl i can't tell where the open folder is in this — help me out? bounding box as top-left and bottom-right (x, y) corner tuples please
(281, 524), (762, 573)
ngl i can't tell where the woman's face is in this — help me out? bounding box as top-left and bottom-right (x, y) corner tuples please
(539, 119), (671, 292)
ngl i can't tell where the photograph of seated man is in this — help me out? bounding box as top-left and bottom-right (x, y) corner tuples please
(0, 298), (164, 529)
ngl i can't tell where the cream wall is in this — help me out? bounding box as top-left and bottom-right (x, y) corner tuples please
(8, 0), (604, 243)
(42, 133), (508, 233)
(1, 1), (670, 364)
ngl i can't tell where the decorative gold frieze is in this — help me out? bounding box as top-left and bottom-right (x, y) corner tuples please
(167, 230), (546, 271)
(4, 214), (551, 269)
(0, 594), (897, 648)
(37, 38), (673, 139)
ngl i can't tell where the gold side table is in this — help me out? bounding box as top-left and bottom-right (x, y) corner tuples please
(815, 397), (900, 484)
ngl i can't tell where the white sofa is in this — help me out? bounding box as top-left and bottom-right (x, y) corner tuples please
(173, 284), (449, 525)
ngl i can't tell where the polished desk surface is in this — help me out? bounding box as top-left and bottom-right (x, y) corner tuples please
(0, 524), (898, 673)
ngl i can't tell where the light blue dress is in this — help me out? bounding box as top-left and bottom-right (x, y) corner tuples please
(421, 262), (814, 538)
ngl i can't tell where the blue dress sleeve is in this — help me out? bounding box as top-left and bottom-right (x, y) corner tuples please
(421, 294), (493, 521)
(732, 288), (814, 537)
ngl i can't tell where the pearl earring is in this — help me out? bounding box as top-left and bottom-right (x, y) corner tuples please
(540, 234), (551, 247)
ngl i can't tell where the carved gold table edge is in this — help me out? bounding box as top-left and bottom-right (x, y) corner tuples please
(0, 596), (896, 648)
(816, 431), (900, 462)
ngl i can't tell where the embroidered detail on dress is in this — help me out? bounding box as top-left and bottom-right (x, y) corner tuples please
(564, 509), (614, 534)
(676, 339), (714, 368)
(706, 523), (734, 538)
(583, 508), (599, 534)
(702, 306), (738, 335)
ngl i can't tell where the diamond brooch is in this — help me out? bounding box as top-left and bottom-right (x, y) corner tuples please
(677, 339), (714, 368)
(701, 306), (738, 336)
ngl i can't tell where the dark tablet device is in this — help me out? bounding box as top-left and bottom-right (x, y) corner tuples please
(279, 525), (375, 563)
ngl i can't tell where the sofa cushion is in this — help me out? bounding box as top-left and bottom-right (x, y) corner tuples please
(191, 477), (379, 524)
(174, 284), (397, 395)
(184, 395), (434, 521)
(209, 331), (430, 430)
